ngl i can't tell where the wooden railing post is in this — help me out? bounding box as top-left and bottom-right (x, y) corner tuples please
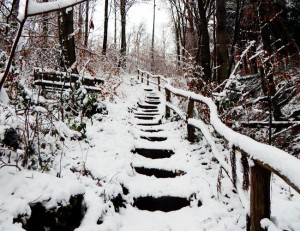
(147, 74), (149, 85)
(187, 98), (195, 142)
(158, 76), (161, 91)
(141, 72), (144, 83)
(250, 161), (271, 231)
(165, 88), (171, 118)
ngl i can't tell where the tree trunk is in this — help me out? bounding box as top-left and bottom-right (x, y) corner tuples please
(196, 0), (211, 81)
(114, 0), (117, 46)
(78, 3), (83, 43)
(42, 0), (48, 40)
(0, 20), (25, 91)
(227, 0), (242, 76)
(215, 0), (228, 83)
(59, 8), (76, 70)
(150, 0), (156, 71)
(84, 0), (89, 47)
(5, 0), (20, 35)
(258, 1), (283, 121)
(170, 4), (181, 70)
(119, 0), (126, 67)
(102, 0), (109, 55)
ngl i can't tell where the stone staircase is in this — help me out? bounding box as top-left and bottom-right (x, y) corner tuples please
(125, 86), (201, 214)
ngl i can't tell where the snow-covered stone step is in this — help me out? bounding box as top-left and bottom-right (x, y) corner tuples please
(133, 137), (182, 150)
(131, 155), (190, 171)
(122, 173), (203, 198)
(112, 206), (205, 231)
(137, 102), (158, 109)
(133, 129), (168, 137)
(134, 111), (160, 116)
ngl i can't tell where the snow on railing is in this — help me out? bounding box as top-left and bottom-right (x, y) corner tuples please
(136, 69), (300, 231)
(137, 69), (169, 91)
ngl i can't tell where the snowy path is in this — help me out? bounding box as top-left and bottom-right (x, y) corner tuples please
(2, 75), (299, 231)
(95, 78), (247, 231)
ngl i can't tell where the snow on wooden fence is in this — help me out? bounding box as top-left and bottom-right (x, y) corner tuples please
(137, 68), (300, 231)
(33, 68), (104, 92)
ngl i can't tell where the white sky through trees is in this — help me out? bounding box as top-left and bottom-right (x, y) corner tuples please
(92, 0), (172, 50)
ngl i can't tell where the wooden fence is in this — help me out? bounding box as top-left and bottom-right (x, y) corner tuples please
(137, 68), (300, 231)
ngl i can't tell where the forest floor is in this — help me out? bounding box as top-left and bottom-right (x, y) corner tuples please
(0, 74), (300, 231)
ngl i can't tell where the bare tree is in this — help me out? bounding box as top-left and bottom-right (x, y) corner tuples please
(118, 0), (139, 67)
(215, 0), (228, 83)
(0, 0), (88, 92)
(59, 8), (76, 70)
(102, 0), (109, 55)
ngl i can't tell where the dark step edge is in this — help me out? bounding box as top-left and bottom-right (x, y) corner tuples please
(132, 148), (174, 159)
(146, 96), (160, 100)
(134, 166), (186, 178)
(134, 113), (160, 116)
(144, 101), (161, 105)
(135, 116), (156, 120)
(140, 129), (164, 133)
(140, 136), (168, 141)
(141, 109), (159, 113)
(137, 123), (161, 126)
(137, 103), (158, 109)
(133, 196), (191, 212)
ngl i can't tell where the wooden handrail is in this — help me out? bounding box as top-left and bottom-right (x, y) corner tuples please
(136, 69), (300, 231)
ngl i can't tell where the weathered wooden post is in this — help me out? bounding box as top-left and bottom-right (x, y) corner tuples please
(250, 161), (271, 231)
(141, 72), (144, 83)
(158, 76), (161, 91)
(137, 69), (140, 80)
(187, 98), (195, 142)
(165, 88), (171, 118)
(147, 74), (149, 85)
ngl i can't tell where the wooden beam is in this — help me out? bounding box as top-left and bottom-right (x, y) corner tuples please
(158, 76), (161, 91)
(187, 99), (195, 142)
(250, 161), (271, 231)
(147, 74), (149, 85)
(165, 88), (171, 119)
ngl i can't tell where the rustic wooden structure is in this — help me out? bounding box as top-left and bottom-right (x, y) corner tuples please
(33, 68), (104, 92)
(137, 68), (300, 231)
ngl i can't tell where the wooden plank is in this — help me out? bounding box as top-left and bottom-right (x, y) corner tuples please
(33, 70), (103, 93)
(229, 121), (300, 128)
(34, 71), (103, 86)
(34, 80), (101, 92)
(250, 161), (271, 231)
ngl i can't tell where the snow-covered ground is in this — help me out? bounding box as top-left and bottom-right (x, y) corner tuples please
(0, 74), (300, 231)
